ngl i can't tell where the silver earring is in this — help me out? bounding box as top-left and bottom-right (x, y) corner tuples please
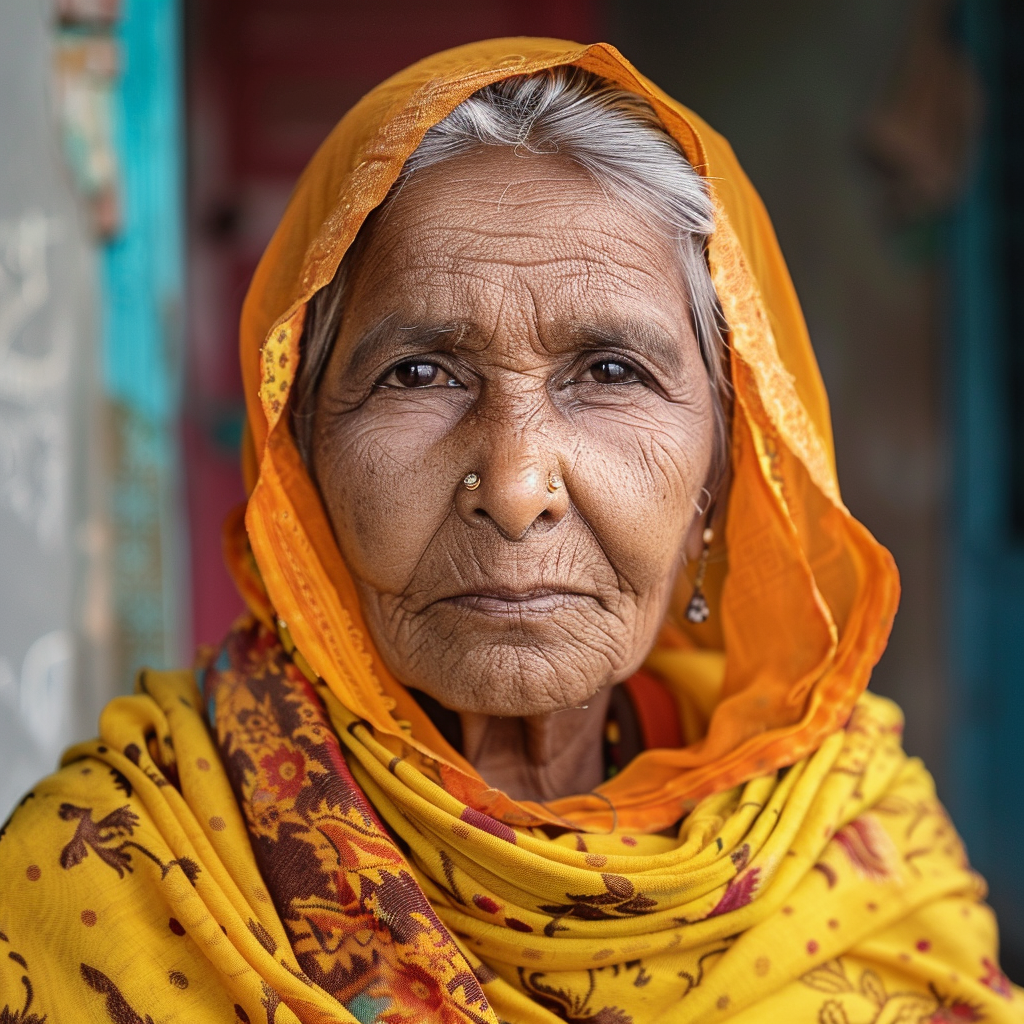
(685, 502), (715, 624)
(692, 486), (712, 517)
(463, 472), (481, 491)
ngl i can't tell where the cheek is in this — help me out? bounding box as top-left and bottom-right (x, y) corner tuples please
(568, 403), (712, 589)
(313, 404), (457, 589)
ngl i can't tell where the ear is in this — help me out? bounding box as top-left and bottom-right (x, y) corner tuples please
(682, 467), (731, 563)
(683, 507), (706, 562)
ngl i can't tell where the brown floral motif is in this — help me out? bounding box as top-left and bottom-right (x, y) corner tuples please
(518, 968), (633, 1024)
(205, 618), (494, 1024)
(0, 933), (45, 1024)
(58, 804), (200, 884)
(539, 875), (657, 937)
(676, 945), (732, 998)
(802, 959), (985, 1024)
(59, 805), (139, 877)
(80, 964), (156, 1024)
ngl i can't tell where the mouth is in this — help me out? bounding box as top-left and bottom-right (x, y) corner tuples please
(438, 588), (596, 616)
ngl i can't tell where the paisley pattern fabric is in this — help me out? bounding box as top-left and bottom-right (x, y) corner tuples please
(2, 619), (1019, 1022)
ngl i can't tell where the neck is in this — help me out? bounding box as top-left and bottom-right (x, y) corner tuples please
(459, 686), (613, 802)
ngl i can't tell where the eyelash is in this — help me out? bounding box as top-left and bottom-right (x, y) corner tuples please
(375, 361), (462, 390)
(376, 356), (646, 391)
(567, 358), (645, 387)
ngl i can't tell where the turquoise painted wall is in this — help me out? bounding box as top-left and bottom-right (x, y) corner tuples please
(101, 0), (187, 680)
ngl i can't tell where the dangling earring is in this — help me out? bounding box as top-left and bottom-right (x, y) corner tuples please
(685, 500), (715, 624)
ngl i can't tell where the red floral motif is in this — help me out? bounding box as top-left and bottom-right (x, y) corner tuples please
(258, 747), (306, 799)
(709, 867), (761, 917)
(980, 957), (1013, 999)
(205, 619), (493, 1024)
(925, 1000), (984, 1022)
(832, 816), (896, 881)
(382, 962), (476, 1024)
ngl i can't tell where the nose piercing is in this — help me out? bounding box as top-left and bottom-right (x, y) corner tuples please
(547, 473), (563, 493)
(463, 472), (481, 491)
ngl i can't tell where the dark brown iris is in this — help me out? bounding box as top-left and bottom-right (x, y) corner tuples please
(395, 361), (439, 387)
(591, 360), (632, 384)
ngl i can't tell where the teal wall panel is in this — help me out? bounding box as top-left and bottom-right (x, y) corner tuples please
(100, 0), (187, 679)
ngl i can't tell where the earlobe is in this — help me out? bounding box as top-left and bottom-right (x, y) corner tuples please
(683, 486), (712, 562)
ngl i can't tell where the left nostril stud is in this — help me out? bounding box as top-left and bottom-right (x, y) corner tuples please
(463, 472), (481, 491)
(547, 473), (563, 493)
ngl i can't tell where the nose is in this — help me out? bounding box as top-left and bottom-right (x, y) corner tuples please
(455, 455), (569, 540)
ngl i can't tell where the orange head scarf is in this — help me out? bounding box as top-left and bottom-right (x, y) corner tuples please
(226, 37), (900, 834)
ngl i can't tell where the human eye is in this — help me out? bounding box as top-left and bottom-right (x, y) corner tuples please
(377, 360), (462, 389)
(578, 358), (644, 385)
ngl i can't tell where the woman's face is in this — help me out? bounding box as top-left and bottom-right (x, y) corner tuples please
(312, 147), (716, 717)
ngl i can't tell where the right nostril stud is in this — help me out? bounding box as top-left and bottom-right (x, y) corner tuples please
(463, 472), (481, 491)
(547, 473), (563, 493)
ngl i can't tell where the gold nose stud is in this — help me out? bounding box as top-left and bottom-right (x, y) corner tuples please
(547, 473), (563, 493)
(463, 472), (481, 491)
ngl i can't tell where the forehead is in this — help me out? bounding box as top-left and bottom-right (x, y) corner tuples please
(344, 148), (688, 316)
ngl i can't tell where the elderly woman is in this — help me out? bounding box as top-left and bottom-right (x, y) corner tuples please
(1, 39), (1019, 1024)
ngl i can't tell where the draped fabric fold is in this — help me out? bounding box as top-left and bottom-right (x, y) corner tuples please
(0, 630), (1017, 1022)
(1, 36), (1021, 1024)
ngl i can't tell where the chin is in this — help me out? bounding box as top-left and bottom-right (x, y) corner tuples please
(409, 638), (618, 717)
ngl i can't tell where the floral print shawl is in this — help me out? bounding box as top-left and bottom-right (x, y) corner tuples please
(1, 36), (1021, 1024)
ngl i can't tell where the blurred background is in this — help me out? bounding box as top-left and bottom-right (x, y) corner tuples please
(1, 0), (1021, 973)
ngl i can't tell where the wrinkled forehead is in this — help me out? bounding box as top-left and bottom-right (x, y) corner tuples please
(338, 148), (690, 335)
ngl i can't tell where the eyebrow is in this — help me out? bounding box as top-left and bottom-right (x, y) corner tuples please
(565, 320), (685, 372)
(343, 313), (686, 376)
(344, 316), (470, 376)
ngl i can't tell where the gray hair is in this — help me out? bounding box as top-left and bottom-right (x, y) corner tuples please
(293, 67), (729, 487)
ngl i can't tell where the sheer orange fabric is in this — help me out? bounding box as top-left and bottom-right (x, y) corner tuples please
(228, 37), (899, 833)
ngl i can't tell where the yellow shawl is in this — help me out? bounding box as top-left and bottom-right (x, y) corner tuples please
(1, 37), (1020, 1024)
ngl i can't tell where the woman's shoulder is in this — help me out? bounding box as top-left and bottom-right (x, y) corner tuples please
(0, 668), (270, 1021)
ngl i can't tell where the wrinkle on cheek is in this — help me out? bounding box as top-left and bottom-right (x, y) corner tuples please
(309, 152), (717, 718)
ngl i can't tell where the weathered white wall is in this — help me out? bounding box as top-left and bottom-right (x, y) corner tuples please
(0, 0), (110, 820)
